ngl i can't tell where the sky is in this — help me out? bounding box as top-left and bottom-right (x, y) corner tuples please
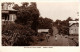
(36, 2), (79, 21)
(15, 2), (79, 21)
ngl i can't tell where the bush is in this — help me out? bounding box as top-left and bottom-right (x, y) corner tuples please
(2, 23), (36, 46)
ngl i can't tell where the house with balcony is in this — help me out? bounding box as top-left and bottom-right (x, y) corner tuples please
(2, 2), (18, 24)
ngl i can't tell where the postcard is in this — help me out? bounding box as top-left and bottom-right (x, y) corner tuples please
(0, 0), (80, 52)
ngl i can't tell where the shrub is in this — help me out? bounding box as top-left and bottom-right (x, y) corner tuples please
(2, 23), (36, 46)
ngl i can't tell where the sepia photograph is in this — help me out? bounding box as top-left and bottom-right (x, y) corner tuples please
(1, 2), (79, 46)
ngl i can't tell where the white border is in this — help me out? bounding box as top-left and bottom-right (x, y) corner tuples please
(0, 0), (80, 52)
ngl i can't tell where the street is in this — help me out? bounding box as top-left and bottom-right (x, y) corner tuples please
(33, 34), (70, 46)
(33, 27), (78, 46)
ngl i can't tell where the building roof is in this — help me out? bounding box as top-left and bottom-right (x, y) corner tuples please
(69, 21), (79, 23)
(2, 9), (18, 11)
(38, 29), (49, 33)
(69, 21), (79, 26)
(2, 10), (18, 14)
(69, 23), (79, 27)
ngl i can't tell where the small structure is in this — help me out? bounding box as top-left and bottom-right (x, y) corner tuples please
(2, 2), (18, 24)
(38, 29), (49, 36)
(38, 29), (50, 41)
(38, 29), (49, 33)
(69, 21), (79, 35)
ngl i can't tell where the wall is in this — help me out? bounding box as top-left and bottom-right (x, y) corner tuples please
(69, 24), (78, 35)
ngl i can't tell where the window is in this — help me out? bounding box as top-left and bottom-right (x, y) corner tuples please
(2, 14), (9, 21)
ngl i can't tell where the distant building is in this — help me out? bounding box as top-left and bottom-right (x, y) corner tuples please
(37, 29), (50, 39)
(2, 2), (18, 24)
(38, 29), (49, 33)
(69, 21), (79, 35)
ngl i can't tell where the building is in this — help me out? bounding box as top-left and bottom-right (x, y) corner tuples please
(2, 2), (18, 24)
(38, 29), (49, 36)
(37, 29), (50, 40)
(38, 29), (49, 33)
(69, 21), (79, 35)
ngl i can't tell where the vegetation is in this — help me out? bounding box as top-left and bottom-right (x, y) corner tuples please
(2, 2), (53, 46)
(38, 17), (53, 35)
(13, 2), (40, 33)
(53, 17), (79, 35)
(2, 2), (79, 46)
(2, 23), (37, 46)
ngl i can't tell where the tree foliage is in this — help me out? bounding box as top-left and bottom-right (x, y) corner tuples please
(54, 17), (73, 35)
(13, 2), (40, 32)
(2, 23), (37, 46)
(2, 2), (40, 46)
(38, 17), (53, 35)
(38, 17), (53, 29)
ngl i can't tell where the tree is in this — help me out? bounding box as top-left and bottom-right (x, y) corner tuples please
(38, 17), (53, 35)
(13, 4), (19, 10)
(38, 17), (53, 29)
(75, 18), (79, 21)
(21, 2), (29, 7)
(2, 2), (40, 46)
(66, 17), (73, 22)
(54, 19), (61, 26)
(13, 2), (40, 33)
(29, 2), (40, 32)
(54, 17), (73, 35)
